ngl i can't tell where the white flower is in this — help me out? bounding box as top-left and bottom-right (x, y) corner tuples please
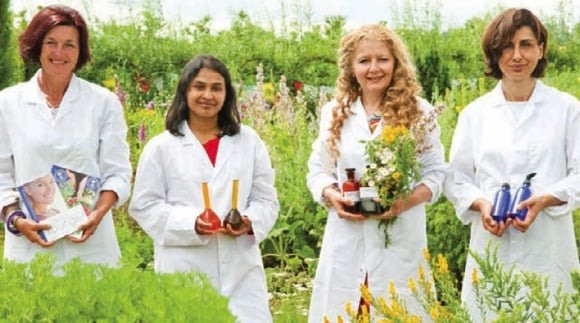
(378, 167), (390, 177)
(370, 163), (377, 169)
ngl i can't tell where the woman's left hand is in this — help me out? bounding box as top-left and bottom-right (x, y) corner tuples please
(67, 209), (104, 243)
(512, 194), (564, 232)
(373, 197), (405, 220)
(223, 216), (253, 237)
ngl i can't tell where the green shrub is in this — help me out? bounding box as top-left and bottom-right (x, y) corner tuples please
(0, 254), (235, 322)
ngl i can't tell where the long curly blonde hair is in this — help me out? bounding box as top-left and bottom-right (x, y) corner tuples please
(327, 24), (422, 159)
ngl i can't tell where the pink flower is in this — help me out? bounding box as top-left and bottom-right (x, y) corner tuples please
(146, 100), (154, 110)
(139, 122), (147, 143)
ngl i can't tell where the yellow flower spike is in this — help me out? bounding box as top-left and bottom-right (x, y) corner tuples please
(408, 278), (416, 293)
(418, 265), (425, 282)
(388, 281), (396, 297)
(361, 284), (373, 304)
(422, 249), (431, 262)
(471, 268), (479, 284)
(345, 301), (356, 316)
(337, 316), (344, 323)
(378, 296), (388, 313)
(323, 316), (330, 323)
(429, 306), (439, 321)
(437, 253), (449, 274)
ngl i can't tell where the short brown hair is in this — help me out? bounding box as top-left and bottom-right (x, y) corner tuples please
(19, 5), (91, 71)
(481, 8), (548, 79)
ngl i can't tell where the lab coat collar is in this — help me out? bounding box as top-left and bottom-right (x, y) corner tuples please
(23, 69), (82, 106)
(490, 79), (548, 107)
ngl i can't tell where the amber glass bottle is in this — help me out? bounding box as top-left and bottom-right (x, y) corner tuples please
(342, 168), (360, 213)
(198, 182), (222, 231)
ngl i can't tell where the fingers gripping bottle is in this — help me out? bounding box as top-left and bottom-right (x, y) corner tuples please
(491, 183), (511, 223)
(508, 172), (536, 221)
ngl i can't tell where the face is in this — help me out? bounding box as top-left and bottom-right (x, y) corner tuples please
(40, 25), (80, 77)
(25, 175), (56, 208)
(186, 68), (226, 122)
(352, 39), (395, 96)
(498, 26), (544, 82)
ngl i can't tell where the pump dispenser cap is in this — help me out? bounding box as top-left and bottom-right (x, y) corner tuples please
(524, 172), (537, 183)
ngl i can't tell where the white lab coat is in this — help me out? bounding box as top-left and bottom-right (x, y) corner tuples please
(129, 122), (279, 323)
(445, 80), (580, 322)
(306, 97), (446, 322)
(0, 70), (132, 266)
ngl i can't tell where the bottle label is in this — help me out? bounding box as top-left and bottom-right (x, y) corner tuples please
(344, 191), (360, 202)
(359, 186), (378, 199)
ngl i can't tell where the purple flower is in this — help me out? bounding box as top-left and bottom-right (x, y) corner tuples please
(146, 100), (154, 110)
(114, 75), (126, 105)
(139, 122), (146, 143)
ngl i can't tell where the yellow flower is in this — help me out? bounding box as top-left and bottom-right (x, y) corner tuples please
(361, 284), (373, 304)
(102, 77), (116, 90)
(392, 171), (400, 182)
(437, 253), (449, 274)
(408, 278), (416, 293)
(418, 265), (425, 282)
(345, 301), (356, 316)
(422, 248), (431, 262)
(388, 280), (396, 297)
(323, 316), (330, 323)
(472, 268), (479, 284)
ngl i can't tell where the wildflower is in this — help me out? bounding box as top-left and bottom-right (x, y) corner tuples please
(408, 278), (416, 293)
(146, 100), (154, 110)
(360, 284), (373, 304)
(422, 248), (431, 262)
(418, 265), (425, 282)
(437, 253), (449, 274)
(388, 281), (396, 297)
(114, 75), (126, 105)
(471, 268), (479, 284)
(139, 122), (146, 143)
(323, 316), (330, 323)
(136, 74), (150, 93)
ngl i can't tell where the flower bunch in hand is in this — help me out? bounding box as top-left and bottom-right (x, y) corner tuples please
(361, 104), (443, 247)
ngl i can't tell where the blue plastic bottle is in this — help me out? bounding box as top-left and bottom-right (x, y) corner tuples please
(508, 173), (537, 221)
(491, 183), (511, 223)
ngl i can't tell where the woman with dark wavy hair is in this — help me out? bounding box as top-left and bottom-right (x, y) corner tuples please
(445, 8), (580, 321)
(130, 54), (279, 322)
(306, 24), (446, 321)
(0, 5), (131, 266)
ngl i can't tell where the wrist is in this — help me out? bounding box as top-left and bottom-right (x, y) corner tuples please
(6, 210), (26, 236)
(322, 183), (340, 207)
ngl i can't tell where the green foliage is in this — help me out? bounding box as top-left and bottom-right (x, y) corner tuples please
(0, 254), (235, 322)
(0, 0), (15, 90)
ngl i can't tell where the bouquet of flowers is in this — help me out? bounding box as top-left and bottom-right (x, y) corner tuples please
(361, 105), (443, 247)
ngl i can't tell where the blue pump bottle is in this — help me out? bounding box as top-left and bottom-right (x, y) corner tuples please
(491, 183), (511, 223)
(508, 173), (537, 221)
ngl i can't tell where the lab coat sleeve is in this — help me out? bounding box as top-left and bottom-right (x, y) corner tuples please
(415, 102), (447, 204)
(0, 92), (19, 218)
(306, 102), (339, 205)
(129, 137), (208, 246)
(445, 108), (488, 224)
(543, 96), (580, 217)
(240, 133), (279, 244)
(98, 94), (132, 207)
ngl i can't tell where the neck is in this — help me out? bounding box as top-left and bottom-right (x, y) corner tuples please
(188, 118), (221, 144)
(38, 72), (72, 108)
(360, 92), (384, 115)
(502, 78), (536, 102)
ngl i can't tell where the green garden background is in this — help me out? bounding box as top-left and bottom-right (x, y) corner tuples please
(0, 0), (579, 321)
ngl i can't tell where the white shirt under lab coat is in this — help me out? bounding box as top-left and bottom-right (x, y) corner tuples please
(129, 122), (279, 323)
(445, 80), (580, 321)
(306, 97), (446, 322)
(0, 70), (132, 266)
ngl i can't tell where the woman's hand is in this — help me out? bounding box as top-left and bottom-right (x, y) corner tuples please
(323, 185), (366, 221)
(195, 217), (226, 235)
(472, 198), (511, 237)
(512, 194), (564, 232)
(223, 216), (253, 237)
(15, 218), (55, 247)
(67, 209), (104, 243)
(374, 197), (404, 220)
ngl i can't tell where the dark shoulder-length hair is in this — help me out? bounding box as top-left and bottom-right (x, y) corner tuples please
(481, 8), (548, 79)
(19, 5), (91, 71)
(165, 54), (240, 137)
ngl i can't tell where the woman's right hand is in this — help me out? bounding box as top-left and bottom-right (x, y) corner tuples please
(15, 219), (56, 247)
(195, 217), (226, 235)
(472, 198), (511, 237)
(323, 185), (365, 221)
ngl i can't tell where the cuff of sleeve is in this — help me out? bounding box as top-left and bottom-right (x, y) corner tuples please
(543, 192), (572, 217)
(418, 179), (441, 205)
(161, 206), (209, 246)
(5, 210), (26, 236)
(101, 176), (131, 208)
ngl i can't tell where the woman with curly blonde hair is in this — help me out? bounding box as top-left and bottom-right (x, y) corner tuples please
(307, 24), (446, 321)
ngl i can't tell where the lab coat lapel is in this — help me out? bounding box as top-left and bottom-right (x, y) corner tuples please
(179, 122), (215, 174)
(214, 133), (237, 176)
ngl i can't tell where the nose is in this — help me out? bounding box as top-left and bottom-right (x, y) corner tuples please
(369, 59), (379, 70)
(513, 45), (522, 61)
(202, 88), (213, 99)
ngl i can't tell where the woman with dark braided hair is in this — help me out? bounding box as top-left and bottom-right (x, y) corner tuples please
(306, 24), (446, 321)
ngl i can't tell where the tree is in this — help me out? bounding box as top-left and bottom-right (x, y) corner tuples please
(0, 0), (14, 90)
